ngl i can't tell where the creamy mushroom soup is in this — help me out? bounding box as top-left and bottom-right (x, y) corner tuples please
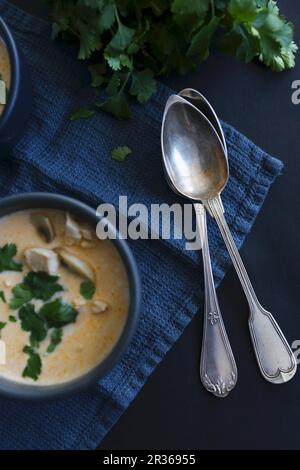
(0, 209), (129, 385)
(0, 39), (11, 116)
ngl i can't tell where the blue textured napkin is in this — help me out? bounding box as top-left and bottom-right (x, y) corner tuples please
(0, 1), (283, 450)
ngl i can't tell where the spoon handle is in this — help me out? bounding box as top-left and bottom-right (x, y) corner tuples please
(205, 197), (297, 384)
(195, 203), (237, 397)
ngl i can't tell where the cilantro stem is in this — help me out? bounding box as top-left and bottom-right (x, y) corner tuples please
(114, 6), (121, 28)
(211, 0), (215, 18)
(120, 71), (132, 93)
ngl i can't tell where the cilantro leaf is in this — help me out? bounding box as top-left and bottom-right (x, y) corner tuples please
(0, 244), (22, 272)
(9, 284), (33, 310)
(22, 346), (42, 381)
(228, 0), (257, 23)
(80, 280), (96, 300)
(220, 24), (259, 63)
(24, 272), (64, 301)
(88, 63), (107, 87)
(47, 328), (63, 353)
(252, 5), (298, 71)
(99, 4), (116, 31)
(0, 321), (6, 331)
(19, 304), (48, 345)
(188, 16), (221, 62)
(106, 23), (135, 55)
(106, 72), (122, 96)
(111, 145), (132, 162)
(40, 299), (78, 328)
(80, 0), (104, 10)
(171, 0), (210, 18)
(99, 92), (132, 119)
(78, 23), (102, 60)
(104, 12), (135, 72)
(9, 272), (63, 309)
(9, 315), (16, 322)
(0, 290), (6, 303)
(70, 108), (96, 121)
(129, 69), (157, 103)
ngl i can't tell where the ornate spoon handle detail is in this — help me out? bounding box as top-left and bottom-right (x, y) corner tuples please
(195, 203), (237, 397)
(205, 196), (297, 384)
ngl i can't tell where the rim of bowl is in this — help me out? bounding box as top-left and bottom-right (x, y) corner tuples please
(0, 192), (141, 400)
(0, 16), (20, 131)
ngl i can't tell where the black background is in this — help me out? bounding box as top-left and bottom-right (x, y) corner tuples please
(8, 1), (300, 450)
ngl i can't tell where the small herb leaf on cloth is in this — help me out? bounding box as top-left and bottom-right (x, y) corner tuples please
(111, 145), (132, 161)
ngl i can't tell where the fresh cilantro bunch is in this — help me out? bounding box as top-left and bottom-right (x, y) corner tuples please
(49, 0), (297, 119)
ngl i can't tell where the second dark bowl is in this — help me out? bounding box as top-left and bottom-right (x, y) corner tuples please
(0, 192), (141, 400)
(0, 16), (32, 155)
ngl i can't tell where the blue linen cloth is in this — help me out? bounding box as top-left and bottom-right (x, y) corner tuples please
(0, 0), (283, 449)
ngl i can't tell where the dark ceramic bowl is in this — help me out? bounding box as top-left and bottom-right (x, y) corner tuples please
(0, 193), (141, 400)
(0, 16), (32, 155)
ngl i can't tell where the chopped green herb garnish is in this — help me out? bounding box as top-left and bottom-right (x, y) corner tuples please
(47, 328), (63, 353)
(23, 271), (64, 301)
(22, 346), (42, 381)
(0, 243), (22, 272)
(18, 304), (47, 345)
(9, 271), (64, 309)
(80, 281), (96, 300)
(0, 321), (6, 331)
(9, 315), (16, 322)
(40, 299), (78, 328)
(0, 290), (6, 303)
(111, 145), (132, 162)
(29, 337), (39, 348)
(9, 284), (32, 310)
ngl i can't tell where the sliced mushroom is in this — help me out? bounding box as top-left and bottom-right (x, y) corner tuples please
(31, 213), (56, 243)
(55, 248), (95, 282)
(90, 300), (108, 314)
(65, 213), (82, 241)
(24, 248), (59, 275)
(81, 228), (93, 240)
(80, 240), (95, 249)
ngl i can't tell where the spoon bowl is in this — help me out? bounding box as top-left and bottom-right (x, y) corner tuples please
(161, 95), (228, 201)
(178, 88), (227, 156)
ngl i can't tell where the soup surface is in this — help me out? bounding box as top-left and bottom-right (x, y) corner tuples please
(0, 39), (11, 116)
(0, 209), (129, 385)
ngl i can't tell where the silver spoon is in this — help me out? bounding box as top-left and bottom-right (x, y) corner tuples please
(162, 97), (238, 397)
(162, 94), (297, 384)
(178, 88), (227, 156)
(177, 88), (238, 395)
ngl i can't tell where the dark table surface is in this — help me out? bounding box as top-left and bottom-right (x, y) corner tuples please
(8, 0), (300, 450)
